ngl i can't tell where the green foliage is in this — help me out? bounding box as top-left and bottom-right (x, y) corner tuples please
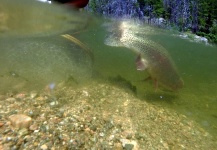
(197, 32), (217, 44)
(152, 1), (164, 17)
(210, 21), (217, 35)
(87, 0), (217, 43)
(89, 0), (97, 13)
(207, 34), (217, 43)
(196, 31), (206, 37)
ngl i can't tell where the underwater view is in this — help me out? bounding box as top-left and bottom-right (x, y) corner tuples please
(0, 0), (217, 149)
(79, 19), (217, 137)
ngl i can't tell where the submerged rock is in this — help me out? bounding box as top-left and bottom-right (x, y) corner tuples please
(8, 114), (32, 129)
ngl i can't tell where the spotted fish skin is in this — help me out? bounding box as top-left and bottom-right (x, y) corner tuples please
(104, 20), (184, 91)
(132, 40), (183, 91)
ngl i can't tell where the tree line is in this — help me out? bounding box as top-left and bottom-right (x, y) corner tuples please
(87, 0), (217, 43)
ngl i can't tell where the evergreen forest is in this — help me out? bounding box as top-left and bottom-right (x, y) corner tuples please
(87, 0), (217, 44)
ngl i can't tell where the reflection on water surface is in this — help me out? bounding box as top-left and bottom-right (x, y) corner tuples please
(0, 0), (90, 37)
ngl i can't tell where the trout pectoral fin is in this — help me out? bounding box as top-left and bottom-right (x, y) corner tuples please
(136, 54), (148, 71)
(154, 79), (158, 92)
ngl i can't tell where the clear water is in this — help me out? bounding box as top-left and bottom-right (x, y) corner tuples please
(77, 23), (217, 138)
(0, 36), (92, 92)
(151, 33), (217, 137)
(1, 0), (217, 139)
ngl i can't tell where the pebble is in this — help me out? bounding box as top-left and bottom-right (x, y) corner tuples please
(99, 132), (105, 137)
(126, 133), (133, 139)
(16, 93), (26, 99)
(125, 144), (134, 150)
(135, 132), (147, 140)
(114, 143), (123, 150)
(8, 114), (32, 129)
(6, 98), (16, 102)
(40, 144), (48, 150)
(5, 137), (13, 142)
(24, 135), (32, 142)
(18, 128), (29, 136)
(34, 142), (39, 147)
(11, 145), (18, 150)
(50, 101), (58, 106)
(120, 139), (138, 150)
(82, 90), (89, 97)
(29, 124), (38, 131)
(36, 96), (46, 101)
(30, 91), (38, 99)
(0, 121), (4, 127)
(109, 134), (115, 141)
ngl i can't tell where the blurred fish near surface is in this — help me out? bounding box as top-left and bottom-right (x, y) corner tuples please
(0, 0), (94, 93)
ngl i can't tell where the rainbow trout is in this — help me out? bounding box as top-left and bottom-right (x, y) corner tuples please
(104, 20), (183, 91)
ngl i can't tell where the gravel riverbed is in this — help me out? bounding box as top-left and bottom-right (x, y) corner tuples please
(0, 80), (217, 150)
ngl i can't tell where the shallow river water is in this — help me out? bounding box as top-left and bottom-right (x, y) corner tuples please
(1, 0), (217, 145)
(77, 22), (217, 138)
